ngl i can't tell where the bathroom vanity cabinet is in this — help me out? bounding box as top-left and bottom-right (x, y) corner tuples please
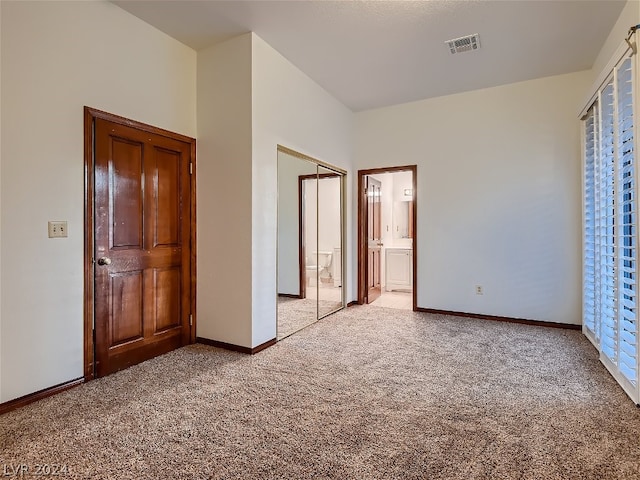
(385, 248), (412, 292)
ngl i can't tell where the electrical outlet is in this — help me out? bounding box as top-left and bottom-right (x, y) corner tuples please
(48, 221), (68, 238)
(475, 285), (483, 295)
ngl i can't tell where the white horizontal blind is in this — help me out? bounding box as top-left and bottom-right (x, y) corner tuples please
(583, 105), (598, 340)
(582, 52), (639, 404)
(599, 80), (617, 365)
(616, 57), (637, 387)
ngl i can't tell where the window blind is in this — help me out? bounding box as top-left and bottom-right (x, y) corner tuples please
(599, 80), (617, 365)
(616, 57), (637, 386)
(583, 105), (597, 340)
(582, 53), (639, 404)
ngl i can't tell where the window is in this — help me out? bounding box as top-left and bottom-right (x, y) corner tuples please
(583, 54), (638, 404)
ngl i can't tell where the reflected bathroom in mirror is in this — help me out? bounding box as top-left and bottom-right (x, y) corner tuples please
(317, 165), (343, 319)
(276, 146), (345, 340)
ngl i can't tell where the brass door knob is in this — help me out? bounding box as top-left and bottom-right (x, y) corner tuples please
(97, 257), (112, 266)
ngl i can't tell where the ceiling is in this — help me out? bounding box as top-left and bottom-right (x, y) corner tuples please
(113, 0), (627, 112)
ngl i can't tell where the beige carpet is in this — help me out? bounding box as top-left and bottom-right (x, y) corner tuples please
(277, 297), (342, 339)
(277, 297), (318, 339)
(2, 305), (640, 479)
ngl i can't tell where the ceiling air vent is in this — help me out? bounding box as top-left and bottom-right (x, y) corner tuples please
(445, 34), (480, 54)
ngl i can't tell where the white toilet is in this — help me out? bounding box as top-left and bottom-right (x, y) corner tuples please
(306, 251), (332, 286)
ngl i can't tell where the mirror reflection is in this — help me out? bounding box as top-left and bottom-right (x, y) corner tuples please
(277, 152), (318, 339)
(276, 148), (345, 340)
(393, 200), (414, 239)
(317, 165), (343, 318)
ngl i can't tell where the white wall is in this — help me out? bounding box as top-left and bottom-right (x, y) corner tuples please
(355, 71), (591, 324)
(0, 0), (196, 402)
(393, 172), (413, 203)
(251, 34), (353, 347)
(277, 151), (317, 295)
(196, 34), (253, 347)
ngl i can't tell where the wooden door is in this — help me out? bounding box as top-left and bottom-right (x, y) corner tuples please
(366, 176), (382, 303)
(92, 115), (193, 377)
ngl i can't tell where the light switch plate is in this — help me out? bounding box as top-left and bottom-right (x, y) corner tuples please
(48, 221), (68, 238)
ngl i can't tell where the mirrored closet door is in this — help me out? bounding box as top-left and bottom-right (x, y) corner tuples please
(317, 165), (343, 319)
(276, 146), (345, 340)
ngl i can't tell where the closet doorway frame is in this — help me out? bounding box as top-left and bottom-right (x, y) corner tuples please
(276, 145), (347, 341)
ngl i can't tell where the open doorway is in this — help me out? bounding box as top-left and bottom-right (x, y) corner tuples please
(358, 166), (417, 311)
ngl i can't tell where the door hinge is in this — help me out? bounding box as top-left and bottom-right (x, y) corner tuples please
(189, 314), (193, 326)
(189, 163), (193, 175)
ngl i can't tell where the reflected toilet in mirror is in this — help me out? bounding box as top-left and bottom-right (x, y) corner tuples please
(305, 251), (332, 293)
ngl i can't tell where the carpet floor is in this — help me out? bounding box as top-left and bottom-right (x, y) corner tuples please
(277, 297), (343, 340)
(277, 297), (318, 340)
(2, 305), (640, 479)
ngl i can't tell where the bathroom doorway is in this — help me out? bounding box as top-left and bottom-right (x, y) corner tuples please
(277, 146), (346, 340)
(358, 166), (417, 311)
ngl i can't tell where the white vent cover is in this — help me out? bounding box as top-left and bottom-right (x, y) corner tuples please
(445, 34), (480, 54)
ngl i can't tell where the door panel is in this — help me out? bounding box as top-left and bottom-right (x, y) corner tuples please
(94, 117), (191, 377)
(110, 271), (144, 345)
(111, 139), (143, 248)
(154, 267), (182, 332)
(366, 176), (382, 303)
(155, 147), (181, 247)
